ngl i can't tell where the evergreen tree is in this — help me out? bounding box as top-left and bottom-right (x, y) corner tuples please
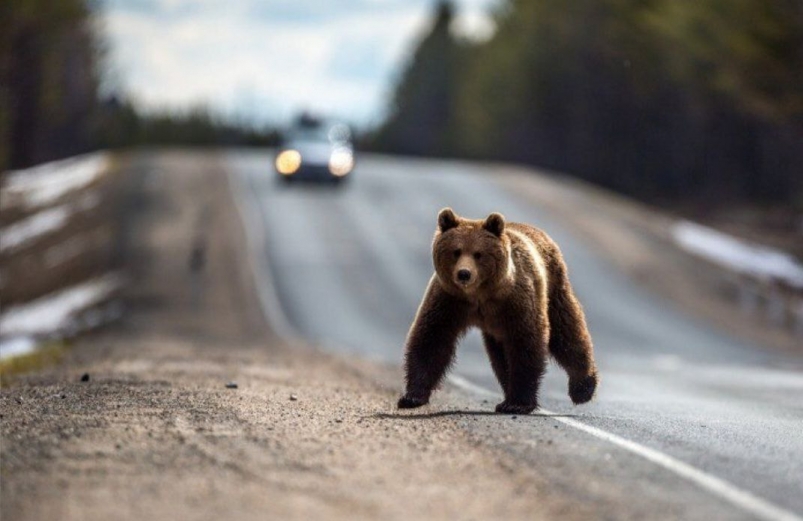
(438, 0), (801, 207)
(372, 1), (463, 156)
(0, 0), (100, 170)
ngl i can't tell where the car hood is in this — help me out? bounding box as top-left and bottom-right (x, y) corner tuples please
(286, 141), (333, 165)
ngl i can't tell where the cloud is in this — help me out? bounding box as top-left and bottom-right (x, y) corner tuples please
(100, 0), (497, 127)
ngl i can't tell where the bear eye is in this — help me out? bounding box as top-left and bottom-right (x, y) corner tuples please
(453, 249), (462, 258)
(473, 252), (482, 260)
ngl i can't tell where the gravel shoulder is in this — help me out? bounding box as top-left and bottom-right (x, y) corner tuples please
(1, 150), (591, 521)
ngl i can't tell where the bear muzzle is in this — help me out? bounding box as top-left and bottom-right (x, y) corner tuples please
(454, 269), (478, 291)
(451, 257), (479, 291)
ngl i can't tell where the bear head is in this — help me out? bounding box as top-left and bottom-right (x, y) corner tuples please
(432, 208), (512, 297)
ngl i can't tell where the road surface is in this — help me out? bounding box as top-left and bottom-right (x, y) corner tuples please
(228, 150), (803, 520)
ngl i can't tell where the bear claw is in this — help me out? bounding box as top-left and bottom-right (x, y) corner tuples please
(569, 373), (598, 404)
(495, 401), (538, 414)
(397, 395), (429, 409)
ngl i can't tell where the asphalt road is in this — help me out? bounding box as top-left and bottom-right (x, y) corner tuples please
(228, 150), (803, 520)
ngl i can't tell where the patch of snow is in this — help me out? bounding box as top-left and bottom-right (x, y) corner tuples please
(672, 220), (803, 289)
(0, 205), (70, 253)
(0, 274), (121, 338)
(0, 336), (37, 361)
(1, 152), (109, 210)
(0, 188), (102, 254)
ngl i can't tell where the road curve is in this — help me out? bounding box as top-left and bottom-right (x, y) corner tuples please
(228, 150), (803, 520)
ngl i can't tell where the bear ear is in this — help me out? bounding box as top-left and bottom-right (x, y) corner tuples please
(483, 212), (505, 237)
(438, 207), (459, 232)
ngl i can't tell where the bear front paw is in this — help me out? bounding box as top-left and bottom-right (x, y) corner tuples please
(569, 373), (598, 404)
(495, 401), (538, 414)
(397, 395), (429, 409)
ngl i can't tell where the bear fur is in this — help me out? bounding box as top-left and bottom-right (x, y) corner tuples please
(398, 208), (598, 414)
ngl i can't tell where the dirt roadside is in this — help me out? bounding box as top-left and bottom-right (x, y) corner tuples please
(1, 151), (593, 521)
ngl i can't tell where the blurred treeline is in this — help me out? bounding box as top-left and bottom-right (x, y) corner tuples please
(0, 0), (276, 172)
(95, 100), (279, 152)
(372, 1), (803, 208)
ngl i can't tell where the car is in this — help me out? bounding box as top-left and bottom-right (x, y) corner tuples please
(274, 115), (355, 184)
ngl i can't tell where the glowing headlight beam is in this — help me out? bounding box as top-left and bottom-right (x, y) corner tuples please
(276, 150), (302, 175)
(328, 149), (354, 176)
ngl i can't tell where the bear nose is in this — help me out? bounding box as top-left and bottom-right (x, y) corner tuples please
(457, 269), (472, 282)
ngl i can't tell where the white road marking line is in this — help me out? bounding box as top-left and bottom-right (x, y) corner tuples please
(227, 159), (802, 521)
(226, 160), (302, 342)
(448, 374), (803, 521)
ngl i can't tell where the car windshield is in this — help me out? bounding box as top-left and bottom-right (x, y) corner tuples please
(285, 120), (351, 146)
(290, 126), (330, 143)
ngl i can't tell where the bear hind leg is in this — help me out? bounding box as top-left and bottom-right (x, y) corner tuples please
(548, 282), (598, 405)
(568, 374), (597, 405)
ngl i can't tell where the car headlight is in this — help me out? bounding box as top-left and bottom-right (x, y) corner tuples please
(328, 149), (354, 176)
(276, 150), (302, 175)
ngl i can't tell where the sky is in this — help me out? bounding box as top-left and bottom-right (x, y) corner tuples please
(99, 0), (498, 129)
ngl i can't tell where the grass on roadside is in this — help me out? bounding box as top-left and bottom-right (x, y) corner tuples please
(0, 341), (68, 387)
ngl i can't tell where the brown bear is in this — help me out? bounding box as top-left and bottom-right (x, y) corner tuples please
(398, 208), (598, 414)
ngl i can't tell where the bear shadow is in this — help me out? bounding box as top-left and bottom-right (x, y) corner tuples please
(369, 410), (580, 420)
